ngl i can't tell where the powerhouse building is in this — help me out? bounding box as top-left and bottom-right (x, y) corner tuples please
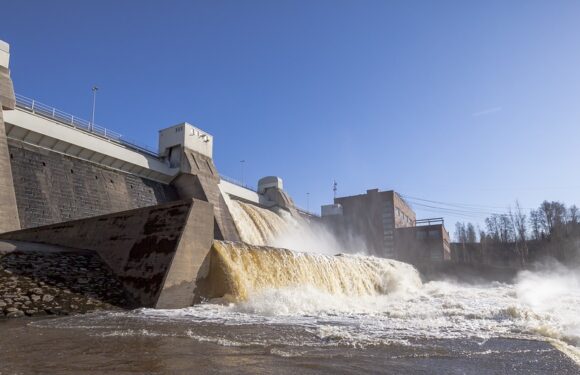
(322, 189), (451, 264)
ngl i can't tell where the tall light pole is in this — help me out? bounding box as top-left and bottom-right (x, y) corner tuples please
(240, 160), (245, 186)
(90, 86), (99, 132)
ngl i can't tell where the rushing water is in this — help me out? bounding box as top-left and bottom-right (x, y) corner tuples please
(199, 241), (422, 302)
(224, 198), (363, 255)
(1, 200), (579, 373)
(3, 264), (579, 374)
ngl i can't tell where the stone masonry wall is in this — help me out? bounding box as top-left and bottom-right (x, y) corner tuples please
(0, 247), (127, 318)
(8, 139), (179, 228)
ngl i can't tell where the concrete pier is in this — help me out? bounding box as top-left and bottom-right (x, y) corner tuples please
(0, 199), (214, 309)
(0, 40), (20, 233)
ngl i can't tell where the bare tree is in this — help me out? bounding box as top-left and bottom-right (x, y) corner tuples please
(455, 222), (467, 243)
(511, 201), (528, 263)
(539, 201), (567, 238)
(569, 205), (579, 223)
(539, 201), (555, 236)
(466, 223), (477, 243)
(485, 215), (501, 242)
(569, 205), (579, 224)
(486, 214), (515, 243)
(513, 201), (527, 242)
(529, 209), (542, 240)
(499, 214), (515, 243)
(477, 225), (486, 244)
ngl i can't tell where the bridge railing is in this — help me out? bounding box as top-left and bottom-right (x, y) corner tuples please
(220, 174), (257, 192)
(296, 207), (320, 218)
(219, 175), (318, 216)
(415, 217), (444, 226)
(14, 93), (158, 157)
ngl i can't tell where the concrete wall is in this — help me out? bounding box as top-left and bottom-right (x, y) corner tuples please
(393, 192), (416, 228)
(159, 123), (213, 159)
(219, 180), (260, 204)
(3, 108), (176, 183)
(329, 189), (417, 258)
(8, 139), (179, 228)
(332, 189), (403, 257)
(395, 224), (451, 266)
(0, 199), (215, 309)
(0, 41), (20, 233)
(173, 148), (240, 242)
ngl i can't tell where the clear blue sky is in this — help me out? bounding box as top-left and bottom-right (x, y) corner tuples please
(2, 1), (580, 234)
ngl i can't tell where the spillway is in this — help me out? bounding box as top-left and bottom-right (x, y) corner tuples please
(226, 199), (298, 246)
(198, 240), (422, 302)
(224, 198), (363, 255)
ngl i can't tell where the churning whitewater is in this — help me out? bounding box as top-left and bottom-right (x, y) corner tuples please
(144, 258), (580, 365)
(192, 199), (580, 364)
(202, 241), (422, 302)
(224, 198), (363, 255)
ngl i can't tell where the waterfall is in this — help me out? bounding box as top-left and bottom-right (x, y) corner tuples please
(224, 198), (365, 255)
(226, 198), (297, 246)
(198, 241), (423, 302)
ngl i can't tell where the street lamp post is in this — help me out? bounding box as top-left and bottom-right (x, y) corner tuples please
(240, 160), (245, 186)
(90, 86), (99, 132)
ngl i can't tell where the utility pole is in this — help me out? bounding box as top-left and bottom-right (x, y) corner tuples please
(90, 86), (99, 132)
(333, 180), (338, 201)
(240, 160), (245, 186)
(306, 192), (310, 212)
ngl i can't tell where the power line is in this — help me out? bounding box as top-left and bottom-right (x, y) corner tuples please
(401, 194), (534, 211)
(399, 195), (529, 224)
(407, 202), (499, 217)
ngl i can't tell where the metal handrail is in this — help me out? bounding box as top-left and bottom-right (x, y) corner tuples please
(220, 174), (320, 216)
(296, 207), (320, 217)
(14, 93), (158, 157)
(220, 174), (257, 192)
(415, 217), (444, 226)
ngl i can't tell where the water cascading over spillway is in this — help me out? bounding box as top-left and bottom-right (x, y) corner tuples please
(212, 197), (422, 302)
(226, 199), (297, 246)
(225, 198), (359, 254)
(199, 241), (422, 302)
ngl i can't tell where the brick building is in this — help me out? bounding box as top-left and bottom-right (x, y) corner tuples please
(395, 219), (451, 264)
(322, 189), (450, 264)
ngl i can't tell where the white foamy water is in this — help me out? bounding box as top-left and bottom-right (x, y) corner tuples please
(224, 198), (365, 255)
(205, 197), (580, 363)
(142, 267), (580, 363)
(202, 241), (421, 302)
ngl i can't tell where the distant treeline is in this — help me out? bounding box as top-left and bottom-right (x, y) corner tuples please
(453, 201), (580, 267)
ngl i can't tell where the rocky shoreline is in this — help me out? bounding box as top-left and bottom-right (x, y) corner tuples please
(0, 247), (128, 318)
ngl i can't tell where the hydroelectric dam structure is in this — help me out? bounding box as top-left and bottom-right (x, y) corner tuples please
(0, 40), (450, 318)
(0, 39), (313, 312)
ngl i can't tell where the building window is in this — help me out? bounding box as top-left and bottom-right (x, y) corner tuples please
(428, 230), (441, 239)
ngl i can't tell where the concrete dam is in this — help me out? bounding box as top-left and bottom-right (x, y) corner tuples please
(0, 37), (458, 321)
(1, 39), (409, 316)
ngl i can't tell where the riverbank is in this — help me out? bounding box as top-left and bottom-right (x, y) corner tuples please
(0, 241), (127, 318)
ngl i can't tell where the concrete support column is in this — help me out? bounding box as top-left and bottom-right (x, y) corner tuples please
(172, 149), (240, 242)
(0, 41), (21, 232)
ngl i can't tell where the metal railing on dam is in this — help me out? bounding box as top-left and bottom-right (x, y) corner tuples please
(13, 93), (318, 217)
(220, 174), (257, 192)
(14, 94), (159, 157)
